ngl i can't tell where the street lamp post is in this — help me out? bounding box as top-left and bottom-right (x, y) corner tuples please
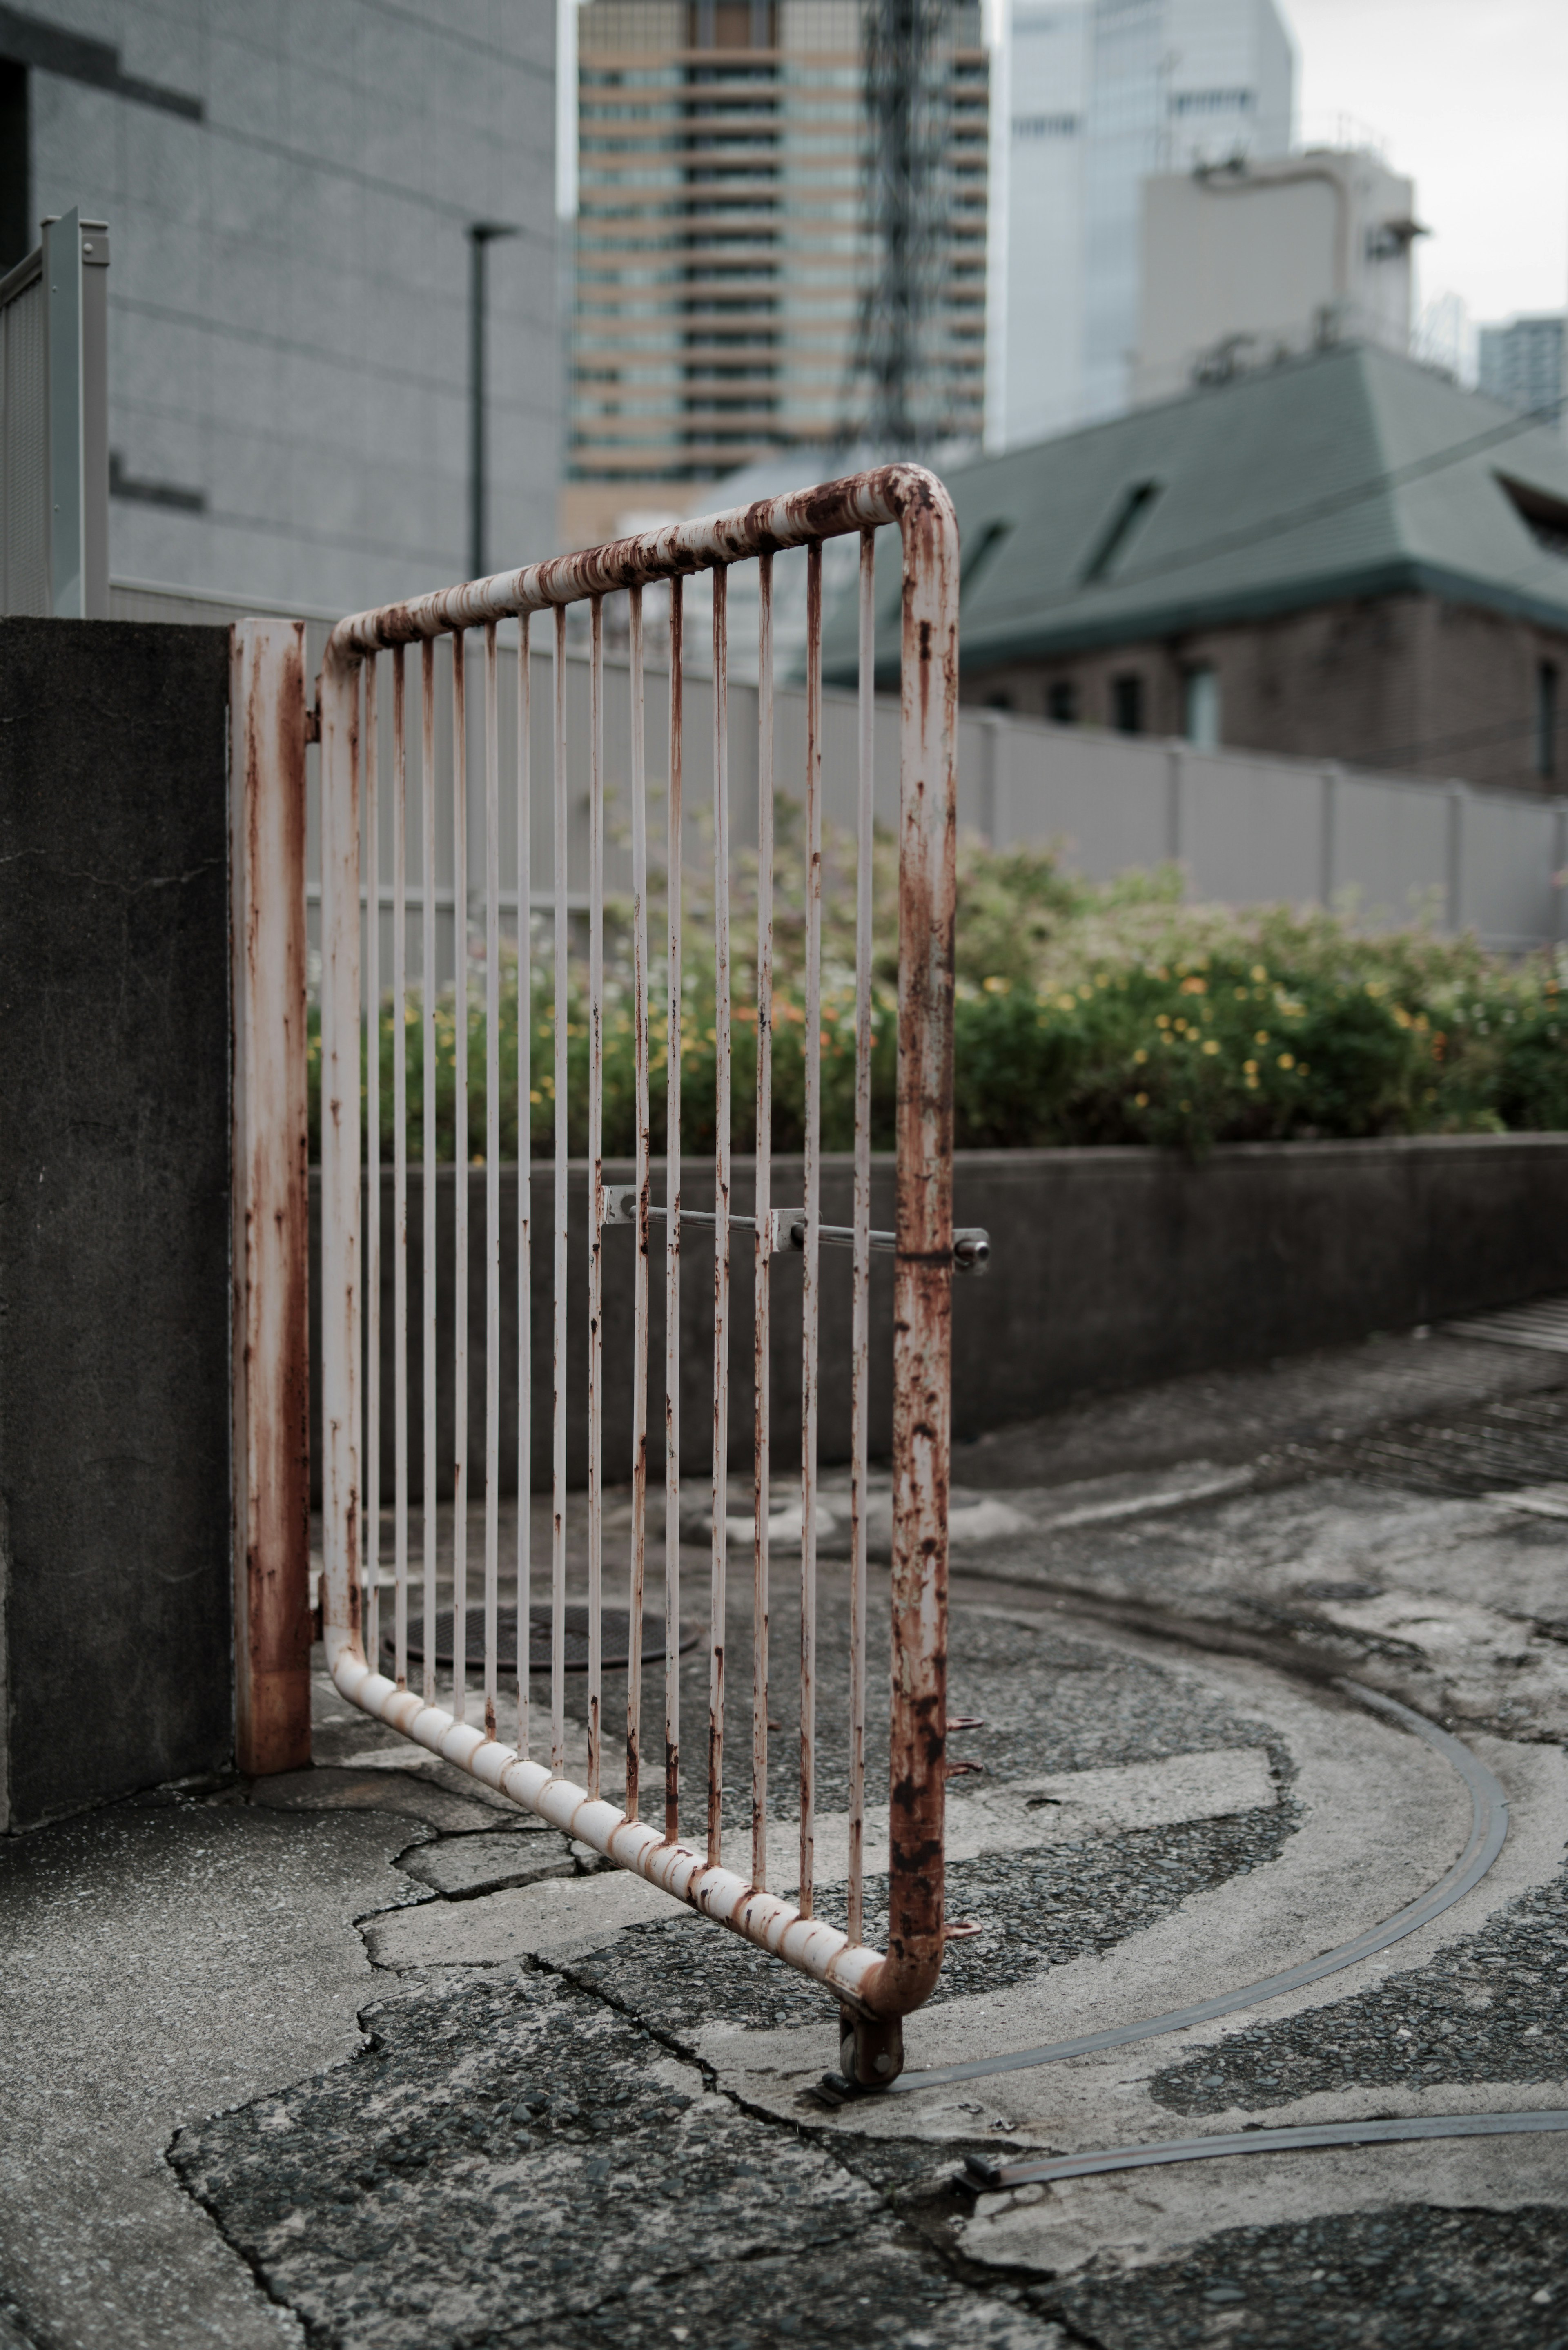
(468, 220), (519, 582)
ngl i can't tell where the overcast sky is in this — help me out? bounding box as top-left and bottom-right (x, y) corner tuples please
(1282, 0), (1568, 329)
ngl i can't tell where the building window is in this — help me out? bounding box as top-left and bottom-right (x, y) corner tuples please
(1083, 482), (1160, 584)
(1047, 679), (1078, 725)
(1539, 662), (1559, 780)
(1183, 665), (1221, 750)
(1111, 673), (1144, 736)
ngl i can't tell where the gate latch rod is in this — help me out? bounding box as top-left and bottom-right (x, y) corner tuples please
(603, 1188), (989, 1273)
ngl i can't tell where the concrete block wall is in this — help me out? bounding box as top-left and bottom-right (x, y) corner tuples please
(0, 617), (232, 1831)
(331, 1134), (1568, 1503)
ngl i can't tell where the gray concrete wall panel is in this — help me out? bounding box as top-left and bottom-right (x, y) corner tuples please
(0, 616), (232, 1831)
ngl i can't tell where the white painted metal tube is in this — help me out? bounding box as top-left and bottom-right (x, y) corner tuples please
(627, 585), (650, 1823)
(484, 620), (501, 1741)
(708, 564), (730, 1870)
(587, 595), (605, 1801)
(516, 615), (532, 1757)
(421, 640), (438, 1708)
(551, 605), (569, 1775)
(364, 658), (380, 1664)
(392, 646), (409, 1689)
(664, 577), (684, 1841)
(318, 654), (363, 1679)
(849, 528), (875, 1948)
(751, 552), (773, 1893)
(451, 631), (469, 1725)
(329, 1642), (887, 2013)
(799, 538), (823, 1919)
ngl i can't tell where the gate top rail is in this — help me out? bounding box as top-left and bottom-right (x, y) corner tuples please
(320, 463), (952, 666)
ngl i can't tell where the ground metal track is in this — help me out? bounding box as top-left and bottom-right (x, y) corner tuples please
(891, 1683), (1508, 2094)
(960, 2109), (1568, 2194)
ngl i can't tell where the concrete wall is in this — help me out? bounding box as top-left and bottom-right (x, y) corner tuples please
(20, 0), (558, 615)
(329, 1133), (1568, 1502)
(0, 618), (232, 1832)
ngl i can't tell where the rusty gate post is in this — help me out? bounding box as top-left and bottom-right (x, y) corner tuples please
(230, 620), (312, 1774)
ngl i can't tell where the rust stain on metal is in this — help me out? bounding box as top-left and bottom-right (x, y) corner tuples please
(708, 563), (731, 1871)
(798, 538), (823, 1920)
(305, 462), (961, 2040)
(751, 552), (773, 1892)
(230, 620), (312, 1775)
(627, 582), (650, 1823)
(665, 575), (684, 1844)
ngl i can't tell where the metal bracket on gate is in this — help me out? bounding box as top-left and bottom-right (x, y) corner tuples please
(603, 1186), (989, 1273)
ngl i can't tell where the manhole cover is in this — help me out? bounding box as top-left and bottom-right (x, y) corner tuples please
(387, 1605), (696, 1675)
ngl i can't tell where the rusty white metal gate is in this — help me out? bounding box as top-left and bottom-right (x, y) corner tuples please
(234, 465), (960, 2084)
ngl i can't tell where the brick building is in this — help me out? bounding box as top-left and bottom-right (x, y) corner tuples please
(853, 343), (1568, 794)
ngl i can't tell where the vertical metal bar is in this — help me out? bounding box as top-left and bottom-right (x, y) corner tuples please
(708, 564), (731, 1871)
(587, 595), (606, 1801)
(517, 617), (532, 1755)
(452, 631), (470, 1725)
(484, 620), (501, 1743)
(888, 470), (961, 2011)
(392, 645), (409, 1691)
(664, 576), (684, 1842)
(627, 585), (650, 1822)
(552, 604), (569, 1775)
(848, 531), (875, 1945)
(229, 619), (311, 1775)
(799, 538), (823, 1918)
(421, 641), (438, 1708)
(364, 658), (380, 1668)
(319, 651), (363, 1677)
(751, 554), (773, 1891)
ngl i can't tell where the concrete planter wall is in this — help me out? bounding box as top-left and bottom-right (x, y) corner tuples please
(311, 1133), (1568, 1501)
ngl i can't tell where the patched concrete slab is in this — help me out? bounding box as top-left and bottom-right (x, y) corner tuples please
(7, 1328), (1567, 2350)
(0, 1796), (422, 2350)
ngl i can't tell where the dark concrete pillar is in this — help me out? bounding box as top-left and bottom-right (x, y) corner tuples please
(0, 618), (232, 1829)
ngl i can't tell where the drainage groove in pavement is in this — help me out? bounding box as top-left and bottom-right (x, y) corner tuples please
(893, 1683), (1508, 2093)
(960, 2108), (1568, 2193)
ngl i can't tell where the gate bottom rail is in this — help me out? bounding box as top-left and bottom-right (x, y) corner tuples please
(330, 1642), (900, 2031)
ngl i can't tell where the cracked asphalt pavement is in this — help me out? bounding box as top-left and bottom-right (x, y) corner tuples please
(3, 1318), (1568, 2348)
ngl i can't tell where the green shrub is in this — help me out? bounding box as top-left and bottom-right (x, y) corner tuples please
(307, 832), (1568, 1161)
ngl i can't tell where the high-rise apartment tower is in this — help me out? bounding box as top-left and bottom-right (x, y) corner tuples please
(988, 0), (1294, 450)
(566, 0), (989, 548)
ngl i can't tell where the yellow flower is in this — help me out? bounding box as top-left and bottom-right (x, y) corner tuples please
(1234, 986), (1249, 1000)
(1254, 1030), (1270, 1045)
(1202, 1039), (1219, 1055)
(1078, 984), (1094, 1001)
(1133, 1047), (1148, 1064)
(1134, 1090), (1149, 1107)
(1056, 992), (1077, 1011)
(1155, 1012), (1172, 1029)
(529, 1089), (542, 1104)
(1243, 1058), (1258, 1075)
(1180, 975), (1207, 994)
(1278, 1052), (1294, 1070)
(982, 974), (1009, 994)
(1251, 964), (1268, 982)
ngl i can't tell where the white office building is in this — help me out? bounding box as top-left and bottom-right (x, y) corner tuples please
(1132, 147), (1421, 406)
(987, 0), (1294, 449)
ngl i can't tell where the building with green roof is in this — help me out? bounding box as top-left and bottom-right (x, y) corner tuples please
(837, 342), (1568, 793)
